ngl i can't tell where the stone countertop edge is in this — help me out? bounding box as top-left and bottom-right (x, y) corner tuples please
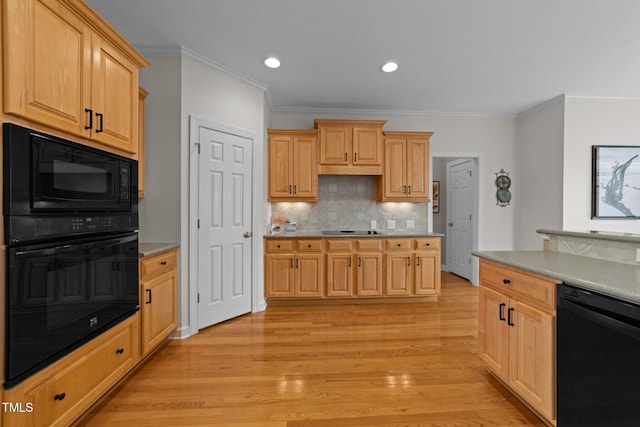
(473, 250), (640, 305)
(139, 242), (179, 258)
(264, 231), (444, 239)
(537, 228), (640, 244)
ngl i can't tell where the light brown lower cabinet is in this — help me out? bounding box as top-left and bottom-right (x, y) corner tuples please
(265, 237), (440, 301)
(478, 259), (556, 425)
(140, 248), (178, 357)
(265, 239), (324, 298)
(2, 313), (140, 427)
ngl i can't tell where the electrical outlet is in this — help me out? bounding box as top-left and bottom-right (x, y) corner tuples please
(406, 220), (415, 229)
(387, 219), (396, 229)
(370, 220), (377, 229)
(328, 184), (338, 193)
(328, 212), (337, 220)
(357, 212), (364, 220)
(636, 248), (640, 263)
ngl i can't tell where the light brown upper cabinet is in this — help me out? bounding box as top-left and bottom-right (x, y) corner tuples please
(268, 130), (318, 201)
(314, 119), (386, 175)
(138, 87), (148, 199)
(378, 131), (434, 202)
(3, 0), (148, 157)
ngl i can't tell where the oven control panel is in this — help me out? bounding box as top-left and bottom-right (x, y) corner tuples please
(7, 213), (138, 245)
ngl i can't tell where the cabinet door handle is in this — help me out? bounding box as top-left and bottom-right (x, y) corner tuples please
(348, 257), (352, 267)
(408, 185), (411, 194)
(116, 348), (125, 355)
(416, 256), (420, 266)
(146, 289), (152, 304)
(96, 112), (104, 133)
(84, 108), (93, 129)
(507, 307), (515, 326)
(344, 152), (348, 161)
(290, 258), (293, 268)
(293, 185), (297, 195)
(54, 393), (66, 401)
(289, 185), (293, 195)
(499, 303), (506, 321)
(161, 260), (167, 266)
(295, 258), (299, 268)
(407, 256), (411, 266)
(503, 279), (511, 285)
(358, 257), (361, 267)
(403, 185), (407, 194)
(354, 152), (357, 162)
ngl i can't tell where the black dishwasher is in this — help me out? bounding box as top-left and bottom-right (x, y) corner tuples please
(557, 283), (640, 426)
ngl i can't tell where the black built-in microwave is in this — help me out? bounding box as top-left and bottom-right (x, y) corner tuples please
(3, 123), (138, 244)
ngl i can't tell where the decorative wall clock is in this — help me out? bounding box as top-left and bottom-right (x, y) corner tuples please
(495, 169), (511, 207)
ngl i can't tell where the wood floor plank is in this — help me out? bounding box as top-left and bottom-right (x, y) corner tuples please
(77, 272), (545, 426)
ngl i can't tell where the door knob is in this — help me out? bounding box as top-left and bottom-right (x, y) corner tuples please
(243, 232), (253, 238)
(448, 222), (453, 227)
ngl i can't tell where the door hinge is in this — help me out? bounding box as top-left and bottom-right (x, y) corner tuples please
(469, 170), (472, 177)
(197, 293), (200, 303)
(196, 143), (201, 154)
(197, 219), (200, 228)
(469, 214), (472, 220)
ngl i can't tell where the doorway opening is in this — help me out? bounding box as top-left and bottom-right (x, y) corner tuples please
(430, 153), (482, 285)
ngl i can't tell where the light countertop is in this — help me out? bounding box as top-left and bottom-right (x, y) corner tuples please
(473, 250), (640, 305)
(139, 242), (179, 258)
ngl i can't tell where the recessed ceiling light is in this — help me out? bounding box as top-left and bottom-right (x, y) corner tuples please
(264, 57), (281, 69)
(381, 62), (398, 73)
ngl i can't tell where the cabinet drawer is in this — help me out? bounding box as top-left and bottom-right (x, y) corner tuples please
(3, 315), (138, 427)
(480, 260), (556, 311)
(356, 239), (382, 251)
(385, 239), (412, 250)
(326, 239), (353, 252)
(140, 249), (177, 280)
(415, 238), (440, 250)
(296, 239), (323, 252)
(265, 240), (294, 253)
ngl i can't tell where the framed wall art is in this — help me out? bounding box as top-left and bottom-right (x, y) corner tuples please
(592, 145), (640, 219)
(432, 181), (440, 213)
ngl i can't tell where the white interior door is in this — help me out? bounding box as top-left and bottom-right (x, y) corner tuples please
(197, 126), (253, 329)
(447, 159), (475, 280)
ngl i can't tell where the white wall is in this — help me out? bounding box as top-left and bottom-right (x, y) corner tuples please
(516, 97), (565, 249)
(138, 56), (182, 244)
(139, 51), (268, 337)
(563, 97), (640, 233)
(270, 112), (519, 252)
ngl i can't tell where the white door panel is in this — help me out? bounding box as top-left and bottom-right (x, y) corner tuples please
(447, 159), (475, 280)
(198, 127), (252, 329)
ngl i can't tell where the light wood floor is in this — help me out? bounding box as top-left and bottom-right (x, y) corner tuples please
(79, 272), (544, 426)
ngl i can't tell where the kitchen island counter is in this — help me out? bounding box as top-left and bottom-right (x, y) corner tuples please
(472, 250), (640, 305)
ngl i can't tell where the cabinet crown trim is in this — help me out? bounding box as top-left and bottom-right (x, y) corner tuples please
(314, 119), (387, 128)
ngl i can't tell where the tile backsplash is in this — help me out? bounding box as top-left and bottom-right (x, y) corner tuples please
(270, 176), (428, 231)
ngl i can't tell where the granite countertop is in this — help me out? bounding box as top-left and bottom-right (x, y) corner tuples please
(264, 230), (444, 239)
(537, 228), (640, 244)
(473, 250), (640, 305)
(139, 242), (179, 258)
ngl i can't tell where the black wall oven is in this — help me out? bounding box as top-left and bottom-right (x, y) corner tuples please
(3, 123), (139, 388)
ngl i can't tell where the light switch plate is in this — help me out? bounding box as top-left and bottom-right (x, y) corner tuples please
(636, 248), (640, 263)
(387, 220), (396, 229)
(370, 220), (377, 229)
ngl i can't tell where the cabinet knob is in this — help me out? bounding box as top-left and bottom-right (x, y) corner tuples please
(54, 393), (66, 401)
(116, 348), (125, 355)
(277, 244), (281, 248)
(308, 244), (312, 248)
(397, 243), (401, 247)
(503, 279), (511, 285)
(161, 260), (167, 266)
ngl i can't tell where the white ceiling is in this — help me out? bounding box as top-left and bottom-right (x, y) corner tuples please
(86, 0), (640, 117)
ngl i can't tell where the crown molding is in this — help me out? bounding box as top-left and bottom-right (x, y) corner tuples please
(270, 106), (516, 119)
